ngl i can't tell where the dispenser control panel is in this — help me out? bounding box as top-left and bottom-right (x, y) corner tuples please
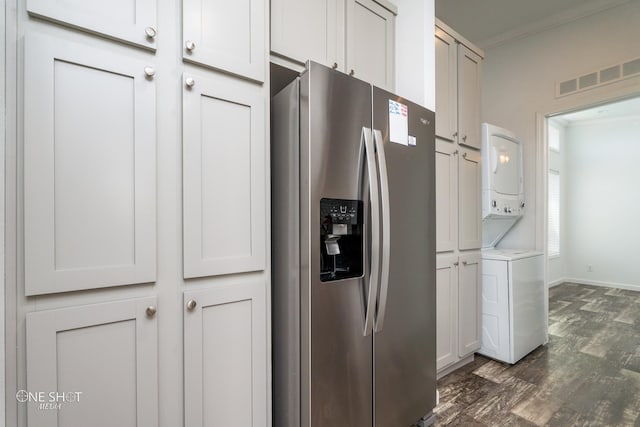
(320, 198), (363, 282)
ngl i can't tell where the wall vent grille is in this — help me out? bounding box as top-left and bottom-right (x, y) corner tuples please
(556, 56), (640, 98)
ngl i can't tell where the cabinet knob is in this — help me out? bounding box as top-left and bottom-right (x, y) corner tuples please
(349, 69), (355, 76)
(144, 66), (155, 77)
(453, 131), (458, 138)
(185, 40), (196, 52)
(332, 62), (338, 70)
(185, 77), (195, 88)
(453, 150), (459, 155)
(462, 135), (467, 142)
(186, 299), (197, 311)
(462, 260), (468, 266)
(145, 26), (157, 39)
(453, 261), (459, 266)
(146, 306), (157, 317)
(462, 152), (467, 159)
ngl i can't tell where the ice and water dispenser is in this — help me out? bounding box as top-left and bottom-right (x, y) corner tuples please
(320, 198), (363, 282)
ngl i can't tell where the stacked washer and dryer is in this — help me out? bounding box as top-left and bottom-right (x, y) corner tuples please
(478, 124), (546, 364)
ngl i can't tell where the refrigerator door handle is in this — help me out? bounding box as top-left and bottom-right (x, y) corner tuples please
(362, 127), (380, 337)
(373, 129), (391, 333)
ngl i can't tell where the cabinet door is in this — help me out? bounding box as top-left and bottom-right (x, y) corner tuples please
(345, 0), (395, 90)
(183, 0), (265, 82)
(271, 0), (342, 69)
(436, 254), (458, 371)
(26, 297), (158, 427)
(184, 281), (267, 427)
(27, 0), (157, 50)
(182, 72), (266, 279)
(435, 27), (457, 141)
(24, 32), (156, 296)
(458, 147), (482, 250)
(457, 45), (482, 150)
(435, 138), (458, 253)
(458, 252), (481, 357)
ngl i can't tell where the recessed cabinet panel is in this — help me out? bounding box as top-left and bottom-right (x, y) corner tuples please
(435, 139), (457, 252)
(346, 0), (395, 90)
(458, 253), (481, 357)
(182, 73), (266, 278)
(435, 28), (457, 141)
(458, 148), (482, 250)
(458, 45), (482, 150)
(27, 0), (157, 50)
(183, 0), (265, 81)
(184, 281), (267, 427)
(24, 33), (156, 295)
(271, 0), (341, 68)
(26, 297), (158, 427)
(436, 254), (458, 370)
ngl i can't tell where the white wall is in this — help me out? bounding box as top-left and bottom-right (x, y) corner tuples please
(394, 0), (435, 110)
(564, 115), (640, 289)
(482, 1), (640, 250)
(547, 119), (567, 286)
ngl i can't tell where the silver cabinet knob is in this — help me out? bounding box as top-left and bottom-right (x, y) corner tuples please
(146, 306), (157, 317)
(145, 26), (157, 39)
(185, 40), (196, 52)
(453, 131), (458, 138)
(332, 62), (338, 69)
(462, 135), (467, 142)
(349, 69), (355, 76)
(144, 66), (155, 77)
(462, 152), (467, 159)
(185, 77), (195, 88)
(186, 299), (197, 310)
(462, 260), (468, 265)
(453, 150), (459, 155)
(453, 261), (459, 266)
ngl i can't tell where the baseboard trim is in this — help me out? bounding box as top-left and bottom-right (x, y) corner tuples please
(564, 277), (640, 292)
(436, 354), (475, 380)
(548, 278), (566, 288)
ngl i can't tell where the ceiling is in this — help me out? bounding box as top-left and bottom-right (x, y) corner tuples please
(435, 0), (630, 48)
(558, 96), (640, 123)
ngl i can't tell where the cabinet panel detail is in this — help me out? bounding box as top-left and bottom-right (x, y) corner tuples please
(27, 0), (157, 50)
(183, 0), (265, 81)
(182, 72), (266, 278)
(458, 148), (482, 250)
(26, 297), (158, 427)
(184, 281), (267, 427)
(436, 255), (458, 370)
(24, 32), (156, 295)
(458, 253), (481, 356)
(346, 0), (395, 90)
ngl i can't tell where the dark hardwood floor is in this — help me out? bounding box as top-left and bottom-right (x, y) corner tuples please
(434, 282), (640, 426)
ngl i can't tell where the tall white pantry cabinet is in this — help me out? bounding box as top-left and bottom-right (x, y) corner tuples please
(7, 0), (270, 425)
(434, 20), (484, 376)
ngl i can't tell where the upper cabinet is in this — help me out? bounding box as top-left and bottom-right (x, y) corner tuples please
(183, 0), (266, 82)
(271, 0), (396, 90)
(27, 0), (158, 50)
(434, 21), (483, 150)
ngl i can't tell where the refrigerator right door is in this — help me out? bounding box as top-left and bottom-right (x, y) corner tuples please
(372, 88), (437, 426)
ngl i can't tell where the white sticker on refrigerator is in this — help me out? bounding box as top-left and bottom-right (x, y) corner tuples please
(408, 135), (417, 146)
(389, 100), (408, 146)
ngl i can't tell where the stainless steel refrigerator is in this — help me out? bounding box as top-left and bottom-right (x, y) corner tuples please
(272, 61), (436, 427)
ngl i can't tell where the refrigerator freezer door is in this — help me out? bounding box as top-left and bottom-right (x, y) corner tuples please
(301, 62), (374, 427)
(372, 88), (437, 426)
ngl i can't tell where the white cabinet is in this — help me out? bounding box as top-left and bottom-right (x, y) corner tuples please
(458, 253), (481, 357)
(434, 22), (483, 150)
(183, 0), (265, 82)
(270, 0), (396, 89)
(436, 252), (482, 372)
(27, 0), (158, 50)
(435, 139), (457, 252)
(182, 72), (266, 279)
(436, 254), (457, 370)
(184, 280), (267, 427)
(458, 45), (482, 150)
(24, 32), (156, 296)
(458, 147), (482, 250)
(26, 298), (158, 427)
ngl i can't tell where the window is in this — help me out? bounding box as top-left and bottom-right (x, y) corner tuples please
(548, 170), (560, 257)
(549, 124), (560, 152)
